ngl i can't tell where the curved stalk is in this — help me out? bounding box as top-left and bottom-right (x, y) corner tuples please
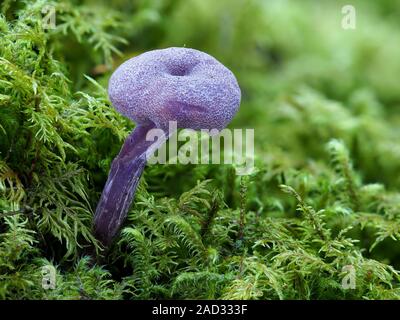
(93, 122), (168, 246)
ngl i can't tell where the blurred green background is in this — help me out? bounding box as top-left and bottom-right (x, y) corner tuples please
(66, 0), (400, 189)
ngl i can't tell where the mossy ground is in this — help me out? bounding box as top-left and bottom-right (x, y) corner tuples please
(1, 0), (400, 299)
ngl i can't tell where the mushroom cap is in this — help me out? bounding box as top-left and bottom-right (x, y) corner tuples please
(108, 47), (241, 131)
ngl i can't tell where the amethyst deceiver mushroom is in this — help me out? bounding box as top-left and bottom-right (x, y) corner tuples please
(94, 47), (241, 246)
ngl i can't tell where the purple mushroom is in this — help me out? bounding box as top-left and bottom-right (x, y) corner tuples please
(94, 47), (241, 246)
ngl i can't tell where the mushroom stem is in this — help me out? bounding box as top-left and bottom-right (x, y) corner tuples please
(93, 122), (168, 246)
